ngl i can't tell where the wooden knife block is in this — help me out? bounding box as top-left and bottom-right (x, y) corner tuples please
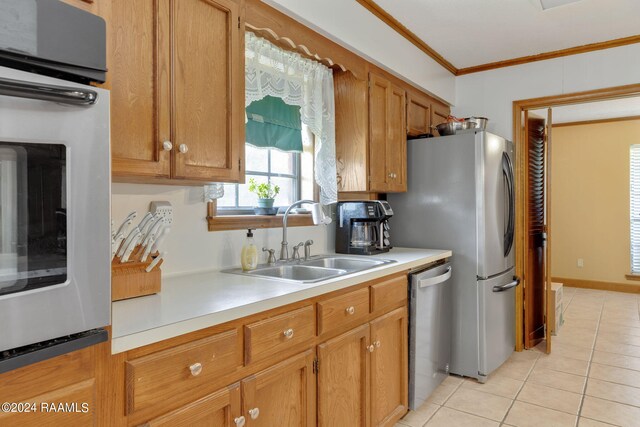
(112, 245), (162, 301)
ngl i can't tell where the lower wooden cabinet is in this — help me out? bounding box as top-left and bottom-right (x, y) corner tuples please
(370, 307), (408, 427)
(242, 350), (316, 426)
(143, 383), (241, 427)
(317, 324), (370, 426)
(317, 307), (408, 427)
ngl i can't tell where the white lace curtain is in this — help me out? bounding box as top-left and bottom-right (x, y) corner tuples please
(245, 32), (337, 205)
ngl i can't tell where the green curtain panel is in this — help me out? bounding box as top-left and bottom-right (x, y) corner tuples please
(246, 96), (303, 152)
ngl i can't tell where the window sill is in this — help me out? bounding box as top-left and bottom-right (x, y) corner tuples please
(625, 274), (640, 281)
(207, 214), (313, 231)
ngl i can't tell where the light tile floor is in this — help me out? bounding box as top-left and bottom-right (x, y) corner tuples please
(396, 287), (640, 427)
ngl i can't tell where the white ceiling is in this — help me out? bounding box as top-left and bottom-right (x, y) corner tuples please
(530, 96), (640, 124)
(371, 0), (640, 69)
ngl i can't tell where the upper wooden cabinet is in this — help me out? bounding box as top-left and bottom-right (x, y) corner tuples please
(406, 90), (432, 137)
(431, 100), (451, 137)
(369, 72), (406, 193)
(110, 0), (245, 184)
(335, 68), (449, 195)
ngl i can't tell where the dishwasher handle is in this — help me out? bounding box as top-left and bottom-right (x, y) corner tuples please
(492, 276), (520, 292)
(417, 267), (452, 289)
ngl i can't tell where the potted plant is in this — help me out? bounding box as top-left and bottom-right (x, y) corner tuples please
(248, 178), (280, 214)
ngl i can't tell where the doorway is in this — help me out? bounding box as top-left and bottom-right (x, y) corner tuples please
(512, 83), (640, 353)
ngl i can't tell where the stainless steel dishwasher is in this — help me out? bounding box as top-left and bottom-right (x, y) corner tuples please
(409, 261), (452, 410)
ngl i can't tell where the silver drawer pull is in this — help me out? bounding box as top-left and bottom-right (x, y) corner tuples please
(345, 306), (355, 315)
(248, 407), (260, 420)
(162, 140), (173, 151)
(283, 328), (294, 339)
(179, 143), (189, 153)
(234, 416), (246, 427)
(189, 362), (203, 376)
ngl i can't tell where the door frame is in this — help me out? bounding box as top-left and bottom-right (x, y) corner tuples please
(512, 82), (640, 352)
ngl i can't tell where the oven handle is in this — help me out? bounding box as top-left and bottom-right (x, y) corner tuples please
(0, 77), (98, 106)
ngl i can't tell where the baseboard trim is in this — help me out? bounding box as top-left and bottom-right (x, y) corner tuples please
(552, 277), (640, 294)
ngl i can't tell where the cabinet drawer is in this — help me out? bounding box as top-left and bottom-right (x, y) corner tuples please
(143, 383), (241, 427)
(126, 329), (240, 414)
(244, 305), (315, 364)
(317, 287), (370, 335)
(371, 275), (408, 313)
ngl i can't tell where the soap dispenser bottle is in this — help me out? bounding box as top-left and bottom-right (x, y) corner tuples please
(241, 229), (258, 271)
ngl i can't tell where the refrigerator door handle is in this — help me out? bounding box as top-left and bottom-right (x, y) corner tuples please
(417, 267), (452, 288)
(502, 152), (515, 257)
(492, 276), (520, 292)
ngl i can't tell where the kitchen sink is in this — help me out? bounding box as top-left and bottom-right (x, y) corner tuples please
(300, 256), (392, 271)
(222, 255), (395, 284)
(245, 265), (346, 282)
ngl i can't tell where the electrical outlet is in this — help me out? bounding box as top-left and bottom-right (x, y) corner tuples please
(150, 201), (173, 226)
(577, 258), (584, 268)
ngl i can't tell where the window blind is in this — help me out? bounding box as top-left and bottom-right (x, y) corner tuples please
(630, 144), (640, 273)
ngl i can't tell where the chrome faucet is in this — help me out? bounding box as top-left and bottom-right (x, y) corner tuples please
(304, 240), (314, 260)
(262, 247), (277, 265)
(280, 200), (331, 261)
(292, 242), (304, 261)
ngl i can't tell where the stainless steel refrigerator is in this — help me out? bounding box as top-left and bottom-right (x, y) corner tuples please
(389, 130), (520, 383)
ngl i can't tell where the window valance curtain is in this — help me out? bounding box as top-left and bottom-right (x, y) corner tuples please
(245, 32), (337, 205)
(246, 96), (303, 152)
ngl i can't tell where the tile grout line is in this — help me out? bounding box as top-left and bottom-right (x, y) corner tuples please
(417, 376), (465, 427)
(497, 352), (538, 424)
(575, 290), (605, 424)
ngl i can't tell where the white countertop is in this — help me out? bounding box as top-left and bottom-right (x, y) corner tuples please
(111, 248), (451, 354)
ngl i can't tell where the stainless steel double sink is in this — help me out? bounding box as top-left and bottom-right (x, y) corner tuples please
(223, 255), (395, 283)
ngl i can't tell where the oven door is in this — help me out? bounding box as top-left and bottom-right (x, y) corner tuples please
(0, 66), (110, 352)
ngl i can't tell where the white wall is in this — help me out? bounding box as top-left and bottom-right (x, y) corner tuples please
(265, 0), (455, 104)
(452, 43), (640, 139)
(112, 184), (333, 276)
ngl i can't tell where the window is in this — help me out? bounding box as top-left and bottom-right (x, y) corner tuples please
(217, 145), (301, 212)
(630, 144), (640, 273)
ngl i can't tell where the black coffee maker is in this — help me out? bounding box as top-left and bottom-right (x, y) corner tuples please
(335, 201), (393, 255)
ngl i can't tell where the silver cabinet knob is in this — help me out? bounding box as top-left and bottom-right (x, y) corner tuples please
(345, 306), (355, 315)
(248, 407), (260, 420)
(374, 340), (381, 348)
(283, 328), (294, 339)
(162, 140), (173, 151)
(178, 143), (189, 153)
(388, 172), (393, 178)
(189, 362), (203, 376)
(234, 416), (246, 427)
(368, 344), (375, 353)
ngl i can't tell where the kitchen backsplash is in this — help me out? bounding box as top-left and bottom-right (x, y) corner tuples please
(112, 183), (334, 276)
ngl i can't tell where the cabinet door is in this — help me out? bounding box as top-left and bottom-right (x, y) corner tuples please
(385, 84), (406, 193)
(335, 71), (369, 193)
(370, 307), (408, 427)
(317, 324), (370, 427)
(406, 91), (431, 137)
(144, 383), (241, 427)
(172, 0), (245, 182)
(431, 101), (450, 137)
(0, 380), (95, 426)
(368, 72), (391, 193)
(241, 350), (315, 427)
(110, 0), (172, 179)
